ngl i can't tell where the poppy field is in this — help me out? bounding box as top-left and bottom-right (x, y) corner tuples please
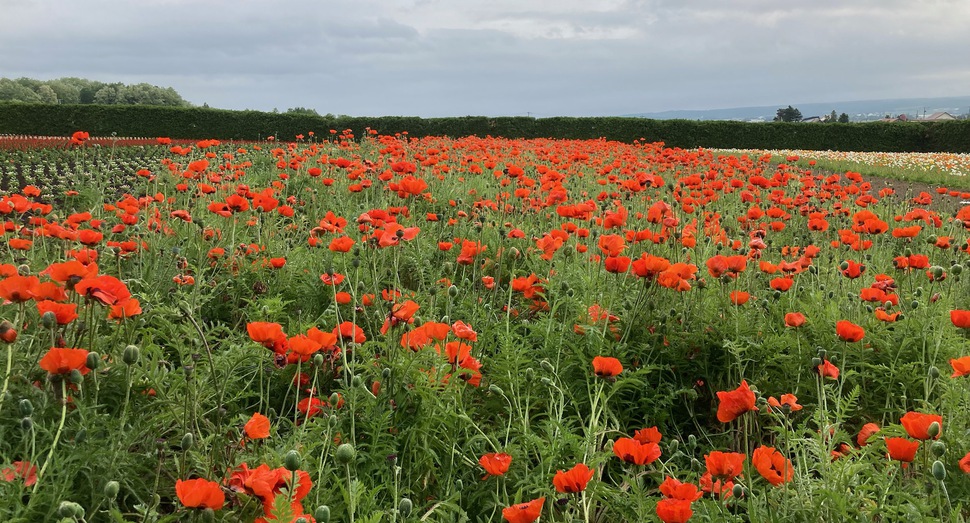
(1, 130), (970, 522)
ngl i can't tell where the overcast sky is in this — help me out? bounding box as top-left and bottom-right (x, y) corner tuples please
(1, 0), (968, 117)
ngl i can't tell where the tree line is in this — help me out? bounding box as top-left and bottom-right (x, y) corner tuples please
(0, 77), (190, 107)
(774, 106), (849, 123)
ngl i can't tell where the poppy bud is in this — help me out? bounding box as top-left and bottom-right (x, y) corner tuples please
(104, 480), (120, 499)
(811, 357), (822, 367)
(927, 422), (941, 439)
(540, 359), (555, 374)
(123, 345), (140, 365)
(201, 508), (215, 523)
(329, 392), (340, 407)
(284, 449), (302, 471)
(312, 353), (325, 367)
(382, 368), (391, 379)
(914, 287), (923, 297)
(0, 320), (17, 343)
(295, 518), (309, 523)
(398, 497), (413, 517)
(328, 415), (339, 428)
(865, 305), (873, 313)
(932, 460), (946, 481)
(910, 300), (919, 310)
(524, 368), (534, 381)
(929, 366), (940, 379)
(351, 375), (362, 389)
(455, 479), (463, 491)
(951, 264), (963, 276)
(488, 384), (505, 396)
(21, 417), (32, 431)
(18, 398), (32, 416)
(448, 285), (459, 297)
(335, 443), (356, 465)
(931, 441), (946, 457)
(69, 368), (84, 384)
(86, 352), (101, 371)
(17, 264), (30, 276)
(668, 439), (679, 453)
(181, 432), (195, 451)
(687, 434), (697, 449)
(41, 311), (57, 329)
(314, 506), (331, 523)
(732, 484), (745, 499)
(839, 261), (849, 271)
(59, 501), (82, 518)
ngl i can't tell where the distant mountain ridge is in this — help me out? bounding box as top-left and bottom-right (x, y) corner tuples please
(625, 96), (970, 122)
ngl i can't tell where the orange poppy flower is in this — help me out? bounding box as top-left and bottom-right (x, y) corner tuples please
(333, 321), (366, 344)
(479, 452), (512, 479)
(175, 478), (225, 510)
(835, 320), (865, 343)
(0, 460), (37, 487)
(39, 347), (89, 375)
(0, 275), (40, 303)
(704, 450), (745, 480)
(633, 426), (662, 444)
(36, 300), (79, 325)
(715, 380), (757, 423)
(899, 412), (942, 440)
(752, 446), (793, 486)
(960, 452), (970, 474)
(502, 497), (544, 523)
(817, 359), (840, 380)
(885, 437), (919, 463)
(592, 356), (623, 378)
(951, 310), (970, 329)
(767, 394), (802, 411)
(452, 320), (478, 341)
(729, 290), (750, 305)
(659, 476), (702, 501)
(655, 499), (693, 523)
(949, 356), (970, 377)
(74, 275), (131, 306)
(244, 412), (271, 439)
(784, 312), (806, 328)
(553, 463), (595, 493)
(857, 422), (880, 446)
(612, 438), (662, 465)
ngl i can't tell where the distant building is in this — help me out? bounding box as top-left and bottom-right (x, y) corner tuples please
(801, 116), (822, 123)
(919, 112), (957, 121)
(879, 114), (909, 122)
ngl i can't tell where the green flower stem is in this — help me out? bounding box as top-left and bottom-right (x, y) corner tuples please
(33, 379), (68, 494)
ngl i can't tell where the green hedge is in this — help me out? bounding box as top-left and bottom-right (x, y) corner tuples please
(1, 103), (968, 152)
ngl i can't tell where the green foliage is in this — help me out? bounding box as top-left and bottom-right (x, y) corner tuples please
(2, 103), (970, 152)
(0, 77), (190, 107)
(774, 105), (803, 122)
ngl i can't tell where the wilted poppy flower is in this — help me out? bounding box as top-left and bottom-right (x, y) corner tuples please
(716, 380), (757, 423)
(900, 411), (942, 440)
(752, 446), (793, 486)
(592, 356), (623, 378)
(39, 347), (89, 375)
(952, 310), (970, 329)
(836, 320), (865, 343)
(705, 451), (746, 480)
(479, 453), (512, 479)
(885, 437), (920, 463)
(502, 497), (544, 523)
(175, 478), (225, 510)
(553, 463), (595, 493)
(244, 412), (271, 440)
(613, 437), (662, 465)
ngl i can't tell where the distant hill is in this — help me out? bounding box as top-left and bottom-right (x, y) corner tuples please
(625, 96), (970, 122)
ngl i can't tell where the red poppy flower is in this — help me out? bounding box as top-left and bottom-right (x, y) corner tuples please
(784, 312), (806, 328)
(951, 310), (970, 329)
(479, 453), (512, 479)
(960, 452), (970, 474)
(592, 356), (623, 378)
(705, 450), (746, 480)
(39, 347), (90, 375)
(36, 300), (79, 325)
(656, 499), (693, 523)
(333, 321), (366, 343)
(767, 394), (802, 411)
(835, 320), (865, 343)
(175, 478), (225, 510)
(729, 290), (750, 305)
(502, 497), (544, 523)
(74, 275), (131, 306)
(817, 359), (840, 380)
(752, 446), (793, 486)
(244, 412), (271, 439)
(633, 426), (662, 444)
(109, 298), (142, 320)
(716, 380), (757, 423)
(612, 437), (662, 465)
(553, 463), (595, 493)
(328, 236), (355, 253)
(885, 437), (919, 463)
(247, 322), (287, 351)
(899, 411), (942, 440)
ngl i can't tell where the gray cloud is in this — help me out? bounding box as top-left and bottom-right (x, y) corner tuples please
(1, 0), (967, 116)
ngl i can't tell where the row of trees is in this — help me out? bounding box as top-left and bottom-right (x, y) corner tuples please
(0, 77), (190, 106)
(774, 106), (850, 123)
